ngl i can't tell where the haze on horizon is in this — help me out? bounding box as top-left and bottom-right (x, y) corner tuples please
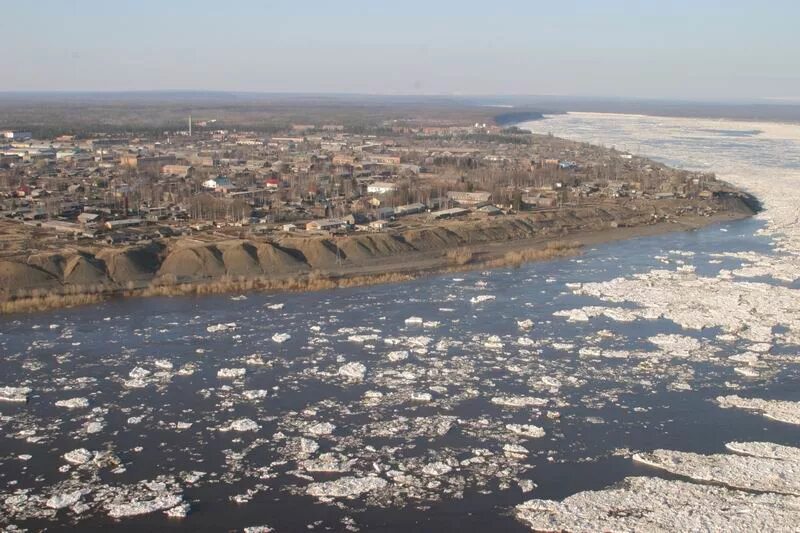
(2, 0), (799, 102)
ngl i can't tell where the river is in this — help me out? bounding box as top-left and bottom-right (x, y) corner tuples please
(2, 113), (800, 531)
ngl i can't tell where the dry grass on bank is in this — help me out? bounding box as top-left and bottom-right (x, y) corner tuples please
(445, 248), (475, 266)
(138, 271), (418, 298)
(482, 241), (582, 269)
(0, 293), (105, 314)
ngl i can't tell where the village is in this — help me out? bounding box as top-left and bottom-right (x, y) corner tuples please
(0, 116), (738, 258)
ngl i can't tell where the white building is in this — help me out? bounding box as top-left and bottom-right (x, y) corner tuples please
(1, 130), (33, 141)
(367, 181), (398, 195)
(202, 176), (233, 192)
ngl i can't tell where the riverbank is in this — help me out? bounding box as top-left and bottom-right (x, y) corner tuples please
(0, 204), (753, 314)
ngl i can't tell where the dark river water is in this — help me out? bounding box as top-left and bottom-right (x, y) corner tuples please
(3, 212), (800, 531)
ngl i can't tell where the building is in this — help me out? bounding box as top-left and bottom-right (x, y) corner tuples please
(367, 181), (398, 195)
(429, 207), (469, 220)
(447, 191), (491, 206)
(1, 130), (33, 141)
(202, 176), (234, 192)
(306, 218), (348, 232)
(370, 220), (389, 231)
(161, 165), (192, 178)
(104, 218), (143, 230)
(120, 154), (177, 174)
(394, 203), (426, 216)
(368, 155), (401, 166)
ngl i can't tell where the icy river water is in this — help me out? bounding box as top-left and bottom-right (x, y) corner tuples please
(3, 113), (800, 532)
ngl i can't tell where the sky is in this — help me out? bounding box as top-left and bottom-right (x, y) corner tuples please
(3, 0), (799, 100)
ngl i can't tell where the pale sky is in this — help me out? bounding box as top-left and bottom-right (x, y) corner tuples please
(2, 0), (799, 100)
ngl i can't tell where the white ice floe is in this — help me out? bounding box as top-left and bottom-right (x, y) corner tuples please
(515, 476), (800, 532)
(717, 395), (800, 425)
(726, 441), (800, 462)
(503, 443), (529, 458)
(63, 448), (94, 465)
(633, 447), (800, 495)
(306, 422), (336, 436)
(422, 462), (453, 476)
(411, 392), (433, 403)
(217, 368), (247, 379)
(338, 362), (367, 381)
(491, 396), (548, 408)
(404, 316), (423, 325)
(306, 476), (388, 499)
(107, 494), (184, 518)
(206, 322), (237, 333)
(242, 389), (269, 400)
(517, 319), (534, 330)
(386, 350), (409, 362)
(54, 397), (89, 409)
(46, 490), (83, 510)
(484, 335), (504, 350)
(0, 386), (31, 402)
(272, 332), (291, 343)
(348, 334), (379, 343)
(470, 295), (495, 304)
(220, 418), (260, 432)
(506, 424), (546, 439)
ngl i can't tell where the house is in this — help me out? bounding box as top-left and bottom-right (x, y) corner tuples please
(282, 223), (298, 232)
(104, 218), (143, 230)
(376, 207), (395, 220)
(394, 203), (426, 216)
(368, 155), (401, 166)
(77, 212), (100, 225)
(370, 220), (389, 231)
(161, 165), (192, 178)
(305, 218), (348, 232)
(429, 207), (469, 220)
(344, 213), (369, 225)
(522, 196), (557, 208)
(477, 204), (503, 216)
(447, 191), (491, 206)
(1, 130), (32, 141)
(265, 177), (281, 189)
(367, 181), (398, 195)
(202, 176), (233, 192)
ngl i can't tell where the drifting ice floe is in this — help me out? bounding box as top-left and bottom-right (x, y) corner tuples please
(516, 476), (800, 532)
(206, 322), (237, 333)
(46, 490), (83, 510)
(217, 368), (246, 379)
(220, 418), (260, 432)
(716, 395), (800, 425)
(726, 441), (800, 461)
(517, 319), (534, 330)
(306, 476), (388, 499)
(491, 396), (547, 408)
(338, 362), (367, 381)
(506, 424), (546, 439)
(633, 447), (800, 495)
(272, 332), (291, 343)
(0, 386), (31, 402)
(63, 448), (94, 465)
(470, 295), (495, 304)
(55, 397), (90, 409)
(107, 494), (184, 519)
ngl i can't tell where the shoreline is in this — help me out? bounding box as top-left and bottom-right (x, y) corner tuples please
(0, 209), (752, 315)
